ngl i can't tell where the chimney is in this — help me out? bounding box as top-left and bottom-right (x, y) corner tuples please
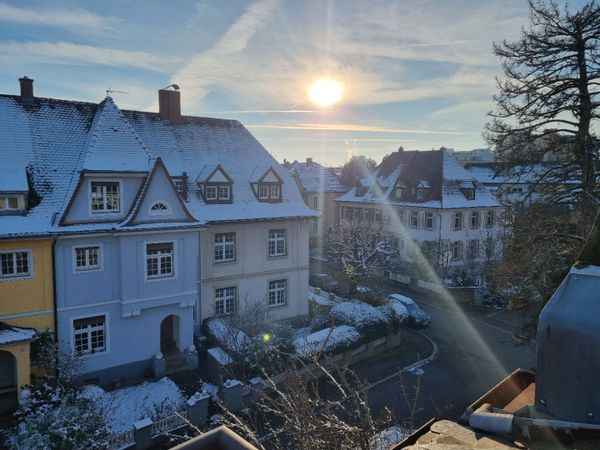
(158, 85), (181, 124)
(19, 76), (34, 105)
(306, 157), (313, 166)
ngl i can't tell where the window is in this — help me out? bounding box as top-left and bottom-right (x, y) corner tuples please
(397, 209), (406, 225)
(354, 208), (363, 221)
(218, 185), (230, 200)
(416, 188), (427, 200)
(394, 187), (405, 199)
(470, 211), (480, 229)
(258, 185), (269, 199)
(173, 178), (185, 196)
(0, 196), (19, 210)
(312, 220), (319, 232)
(453, 212), (463, 230)
(268, 229), (287, 257)
(268, 279), (287, 307)
(424, 212), (434, 230)
(256, 183), (282, 201)
(364, 209), (373, 222)
(451, 241), (462, 261)
(486, 210), (495, 228)
(91, 181), (120, 213)
(463, 188), (475, 200)
(74, 246), (101, 272)
(205, 185), (218, 201)
(215, 287), (236, 316)
(146, 242), (174, 279)
(374, 209), (382, 223)
(313, 196), (318, 209)
(215, 233), (235, 263)
(270, 185), (280, 199)
(343, 207), (353, 220)
(410, 210), (419, 228)
(73, 315), (106, 355)
(0, 250), (31, 279)
(149, 201), (171, 216)
(469, 239), (480, 259)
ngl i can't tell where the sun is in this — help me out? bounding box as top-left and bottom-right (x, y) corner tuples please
(308, 78), (344, 107)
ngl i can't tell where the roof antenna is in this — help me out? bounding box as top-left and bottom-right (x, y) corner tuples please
(106, 84), (130, 97)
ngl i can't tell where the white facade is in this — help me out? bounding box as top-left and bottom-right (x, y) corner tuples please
(199, 220), (310, 324)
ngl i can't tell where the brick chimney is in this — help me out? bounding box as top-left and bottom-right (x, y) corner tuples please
(158, 86), (181, 124)
(19, 76), (34, 105)
(306, 157), (313, 166)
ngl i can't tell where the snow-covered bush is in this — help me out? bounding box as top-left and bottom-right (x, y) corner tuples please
(80, 377), (185, 433)
(205, 318), (252, 355)
(328, 301), (389, 331)
(294, 325), (361, 358)
(379, 300), (409, 325)
(17, 385), (109, 450)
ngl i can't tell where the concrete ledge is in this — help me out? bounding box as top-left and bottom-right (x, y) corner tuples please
(171, 426), (258, 449)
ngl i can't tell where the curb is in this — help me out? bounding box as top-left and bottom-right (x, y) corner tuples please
(366, 329), (438, 391)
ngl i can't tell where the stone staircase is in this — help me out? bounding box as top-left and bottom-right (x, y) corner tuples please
(164, 349), (187, 374)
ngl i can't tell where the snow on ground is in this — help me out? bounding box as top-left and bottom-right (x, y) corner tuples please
(294, 325), (360, 357)
(328, 301), (389, 329)
(80, 377), (185, 433)
(199, 382), (219, 402)
(370, 426), (407, 450)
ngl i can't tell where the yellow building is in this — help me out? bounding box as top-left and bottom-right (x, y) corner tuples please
(0, 237), (54, 413)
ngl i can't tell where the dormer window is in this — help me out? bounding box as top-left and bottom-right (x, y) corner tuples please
(0, 195), (23, 214)
(394, 187), (405, 199)
(416, 180), (430, 200)
(197, 165), (233, 204)
(172, 172), (188, 201)
(149, 201), (171, 215)
(252, 166), (283, 203)
(463, 188), (475, 200)
(416, 189), (427, 199)
(90, 181), (120, 213)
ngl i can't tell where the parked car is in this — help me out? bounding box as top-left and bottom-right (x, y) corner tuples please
(309, 273), (340, 292)
(387, 294), (431, 328)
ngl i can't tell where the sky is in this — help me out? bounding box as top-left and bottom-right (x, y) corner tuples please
(0, 0), (586, 165)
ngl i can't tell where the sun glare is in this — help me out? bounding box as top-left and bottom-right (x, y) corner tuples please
(308, 78), (344, 107)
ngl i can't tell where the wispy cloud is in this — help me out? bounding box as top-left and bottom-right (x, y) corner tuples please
(0, 2), (115, 29)
(0, 41), (173, 73)
(248, 123), (478, 135)
(167, 0), (279, 110)
(206, 109), (313, 114)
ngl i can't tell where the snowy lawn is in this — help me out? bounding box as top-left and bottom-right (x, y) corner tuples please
(81, 377), (185, 433)
(294, 325), (360, 358)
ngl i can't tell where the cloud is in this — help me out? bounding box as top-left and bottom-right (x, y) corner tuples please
(206, 109), (314, 114)
(166, 0), (279, 110)
(0, 41), (173, 73)
(248, 122), (478, 135)
(0, 2), (115, 29)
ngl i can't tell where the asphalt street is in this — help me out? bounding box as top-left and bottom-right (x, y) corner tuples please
(364, 287), (537, 429)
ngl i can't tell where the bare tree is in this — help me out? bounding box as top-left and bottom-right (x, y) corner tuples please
(328, 219), (402, 295)
(339, 155), (377, 188)
(486, 0), (600, 217)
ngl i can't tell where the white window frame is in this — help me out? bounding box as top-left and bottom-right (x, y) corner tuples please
(268, 279), (287, 307)
(451, 241), (462, 261)
(71, 313), (109, 357)
(214, 232), (236, 264)
(470, 211), (480, 229)
(269, 185), (281, 199)
(0, 195), (20, 211)
(89, 179), (122, 215)
(453, 212), (463, 231)
(73, 244), (103, 273)
(258, 184), (269, 199)
(313, 196), (318, 209)
(144, 241), (175, 281)
(0, 249), (33, 280)
(268, 229), (287, 257)
(214, 286), (236, 316)
(424, 212), (434, 230)
(218, 185), (231, 200)
(173, 178), (184, 196)
(410, 210), (419, 229)
(205, 185), (218, 201)
(486, 210), (495, 228)
(149, 201), (171, 216)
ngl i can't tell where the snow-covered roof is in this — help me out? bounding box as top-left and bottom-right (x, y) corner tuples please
(290, 159), (348, 193)
(336, 149), (499, 209)
(0, 94), (316, 239)
(0, 323), (36, 345)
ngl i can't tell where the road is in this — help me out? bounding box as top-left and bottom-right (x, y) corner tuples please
(364, 287), (536, 428)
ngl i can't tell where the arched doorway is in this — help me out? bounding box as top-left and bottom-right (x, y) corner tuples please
(160, 315), (180, 355)
(0, 350), (17, 415)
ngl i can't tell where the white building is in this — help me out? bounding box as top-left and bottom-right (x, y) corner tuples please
(336, 149), (503, 283)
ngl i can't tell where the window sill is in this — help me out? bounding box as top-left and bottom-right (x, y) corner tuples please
(214, 260), (237, 266)
(77, 349), (109, 359)
(145, 274), (175, 282)
(268, 303), (287, 309)
(268, 254), (288, 260)
(0, 274), (33, 282)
